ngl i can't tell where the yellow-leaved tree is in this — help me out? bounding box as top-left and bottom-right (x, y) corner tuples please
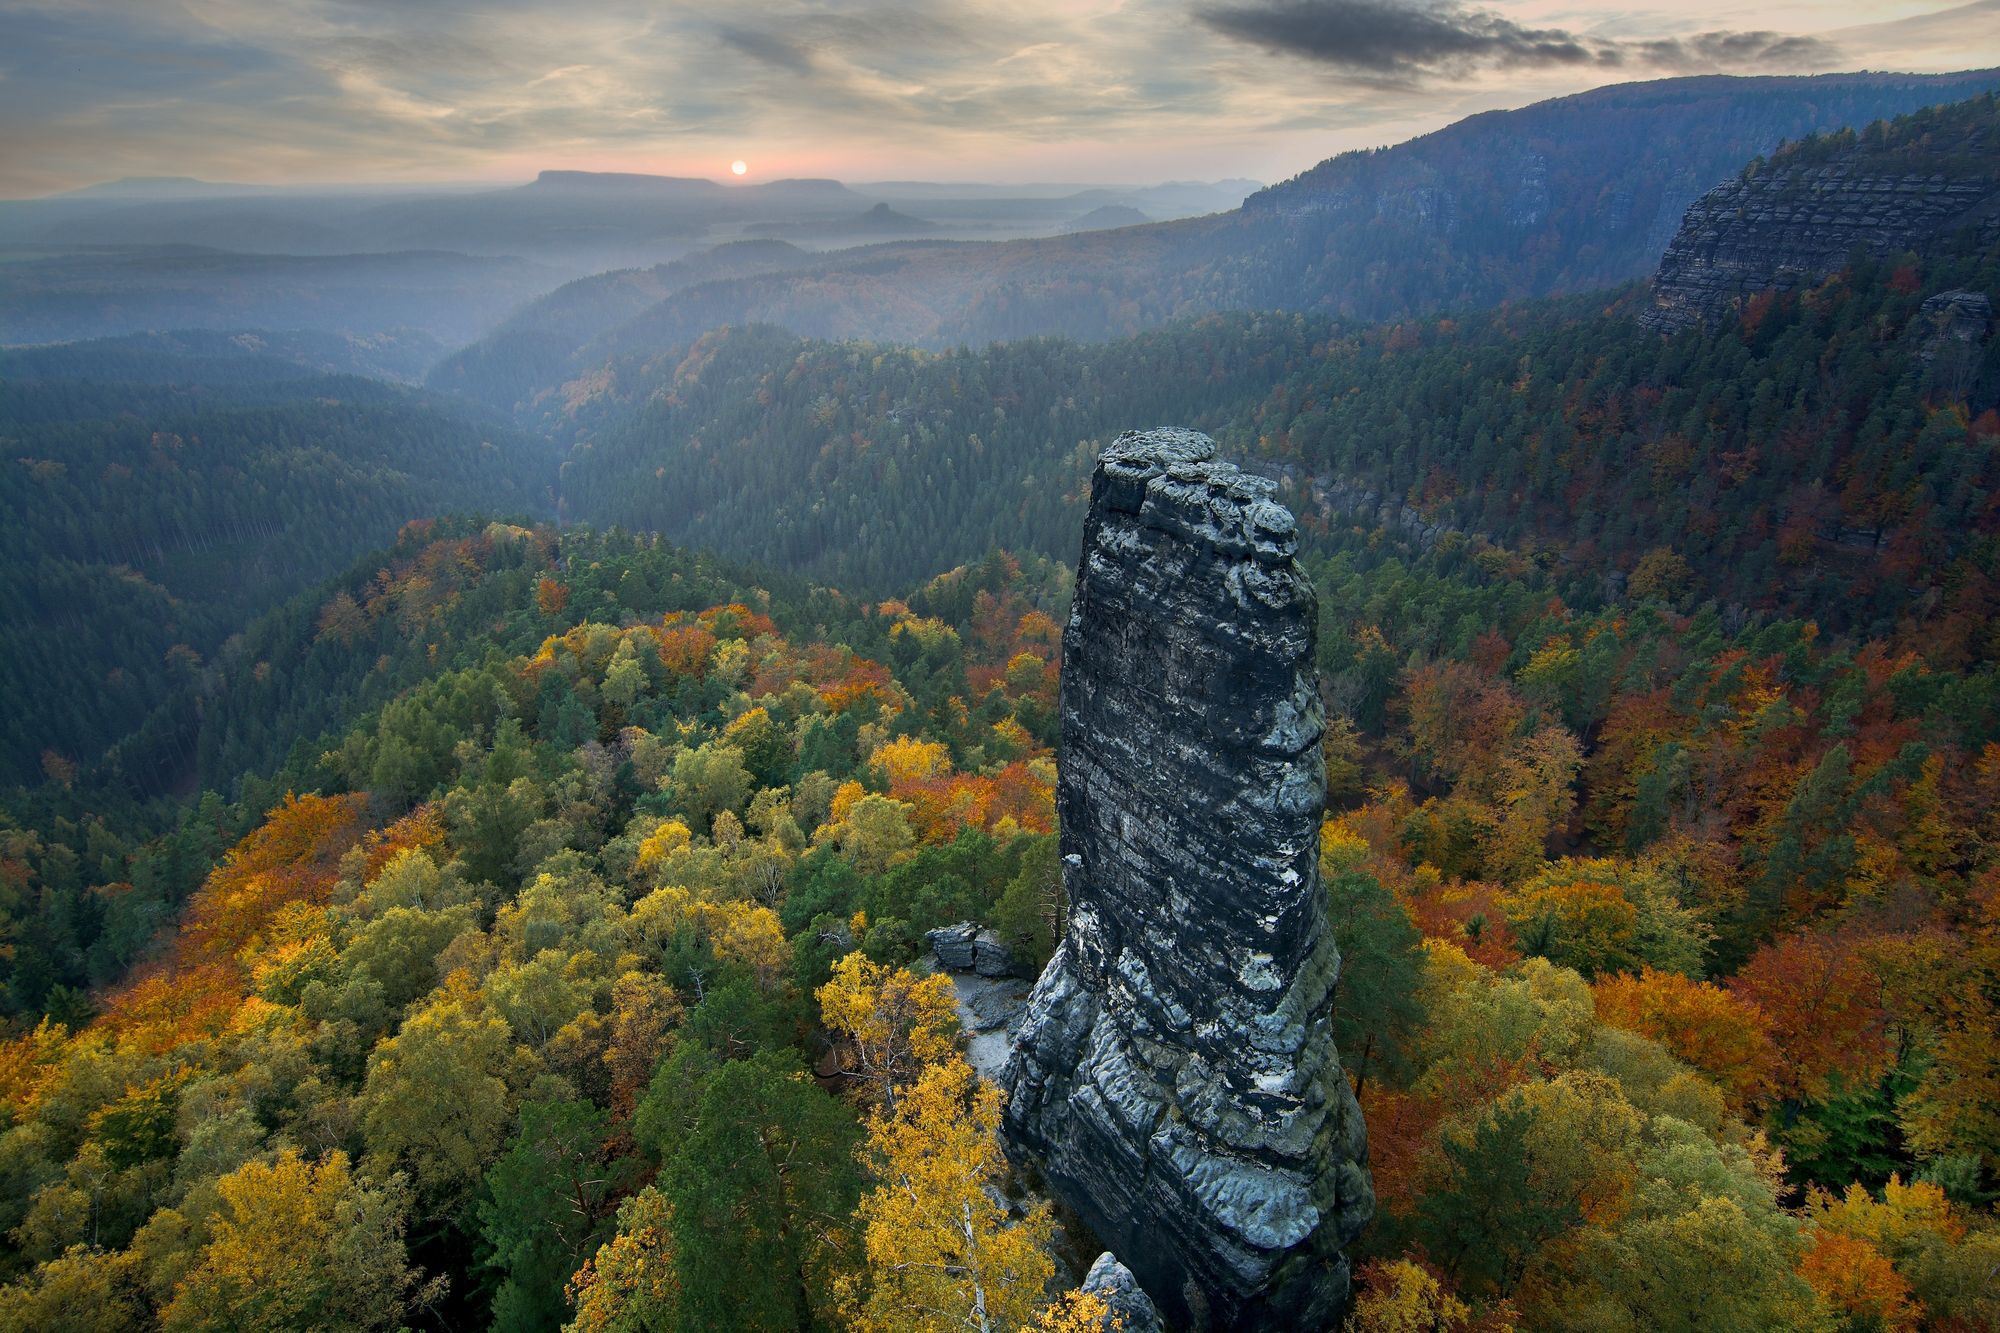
(852, 1054), (1055, 1333)
(1031, 1291), (1118, 1330)
(160, 1149), (428, 1331)
(817, 951), (959, 1111)
(564, 1186), (680, 1333)
(1347, 1258), (1493, 1333)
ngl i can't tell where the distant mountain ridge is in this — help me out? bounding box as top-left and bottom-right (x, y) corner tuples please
(1246, 70), (2000, 306)
(53, 176), (268, 200)
(1064, 204), (1151, 233)
(745, 201), (938, 239)
(0, 246), (558, 348)
(1, 172), (1249, 281)
(429, 68), (2000, 423)
(527, 170), (721, 191)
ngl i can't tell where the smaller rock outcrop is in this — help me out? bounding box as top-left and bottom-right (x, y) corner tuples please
(1913, 288), (1994, 363)
(927, 922), (980, 971)
(925, 922), (1023, 978)
(1080, 1253), (1165, 1333)
(925, 923), (1031, 1083)
(1642, 96), (2000, 332)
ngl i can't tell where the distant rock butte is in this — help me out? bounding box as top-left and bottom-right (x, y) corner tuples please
(1643, 100), (2000, 332)
(1003, 428), (1371, 1330)
(1063, 204), (1153, 233)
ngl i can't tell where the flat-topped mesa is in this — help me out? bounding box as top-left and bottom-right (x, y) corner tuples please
(1002, 428), (1371, 1330)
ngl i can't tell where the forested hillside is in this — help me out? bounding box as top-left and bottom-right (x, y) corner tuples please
(558, 315), (1322, 590)
(1254, 252), (2000, 653)
(5, 505), (1998, 1328)
(424, 241), (814, 416)
(554, 236), (1999, 648)
(1, 355), (557, 788)
(0, 537), (1095, 1331)
(430, 69), (2000, 420)
(1243, 71), (2000, 309)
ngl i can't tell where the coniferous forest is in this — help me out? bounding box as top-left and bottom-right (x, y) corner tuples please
(3, 53), (2000, 1333)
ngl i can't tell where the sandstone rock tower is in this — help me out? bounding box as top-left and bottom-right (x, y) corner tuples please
(1003, 428), (1371, 1329)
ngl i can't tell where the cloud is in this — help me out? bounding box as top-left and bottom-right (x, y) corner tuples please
(1634, 31), (1840, 72)
(0, 0), (1976, 195)
(1195, 0), (1838, 79)
(715, 25), (817, 76)
(1196, 0), (1600, 75)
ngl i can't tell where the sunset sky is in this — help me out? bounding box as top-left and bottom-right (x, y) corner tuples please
(1, 0), (1996, 196)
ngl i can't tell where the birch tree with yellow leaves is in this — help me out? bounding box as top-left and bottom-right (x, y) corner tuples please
(817, 951), (960, 1112)
(851, 1054), (1056, 1333)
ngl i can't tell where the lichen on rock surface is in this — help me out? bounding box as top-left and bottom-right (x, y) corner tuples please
(1002, 428), (1371, 1330)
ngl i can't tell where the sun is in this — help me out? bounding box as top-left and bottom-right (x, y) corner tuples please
(730, 160), (748, 177)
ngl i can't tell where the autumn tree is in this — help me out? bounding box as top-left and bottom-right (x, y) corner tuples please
(564, 1187), (680, 1333)
(851, 1054), (1055, 1333)
(1728, 930), (1891, 1104)
(817, 952), (960, 1112)
(669, 742), (753, 834)
(359, 979), (525, 1212)
(1807, 1177), (2000, 1328)
(1593, 968), (1777, 1109)
(1347, 1259), (1487, 1333)
(1501, 858), (1709, 979)
(1417, 1070), (1650, 1300)
(814, 790), (919, 877)
(160, 1150), (424, 1332)
(1797, 1231), (1919, 1332)
(0, 1245), (146, 1333)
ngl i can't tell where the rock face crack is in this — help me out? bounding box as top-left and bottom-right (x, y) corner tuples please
(1002, 428), (1371, 1330)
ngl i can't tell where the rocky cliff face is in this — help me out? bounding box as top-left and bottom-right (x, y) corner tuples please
(1914, 289), (1995, 363)
(1002, 428), (1371, 1330)
(1643, 98), (2000, 331)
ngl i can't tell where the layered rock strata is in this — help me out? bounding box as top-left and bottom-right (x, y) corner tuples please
(1642, 108), (2000, 331)
(1003, 428), (1371, 1329)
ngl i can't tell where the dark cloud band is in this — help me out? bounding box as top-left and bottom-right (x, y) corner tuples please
(1196, 0), (1838, 78)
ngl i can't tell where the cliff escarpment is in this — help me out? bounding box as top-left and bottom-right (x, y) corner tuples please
(1002, 429), (1371, 1329)
(1644, 93), (2000, 331)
